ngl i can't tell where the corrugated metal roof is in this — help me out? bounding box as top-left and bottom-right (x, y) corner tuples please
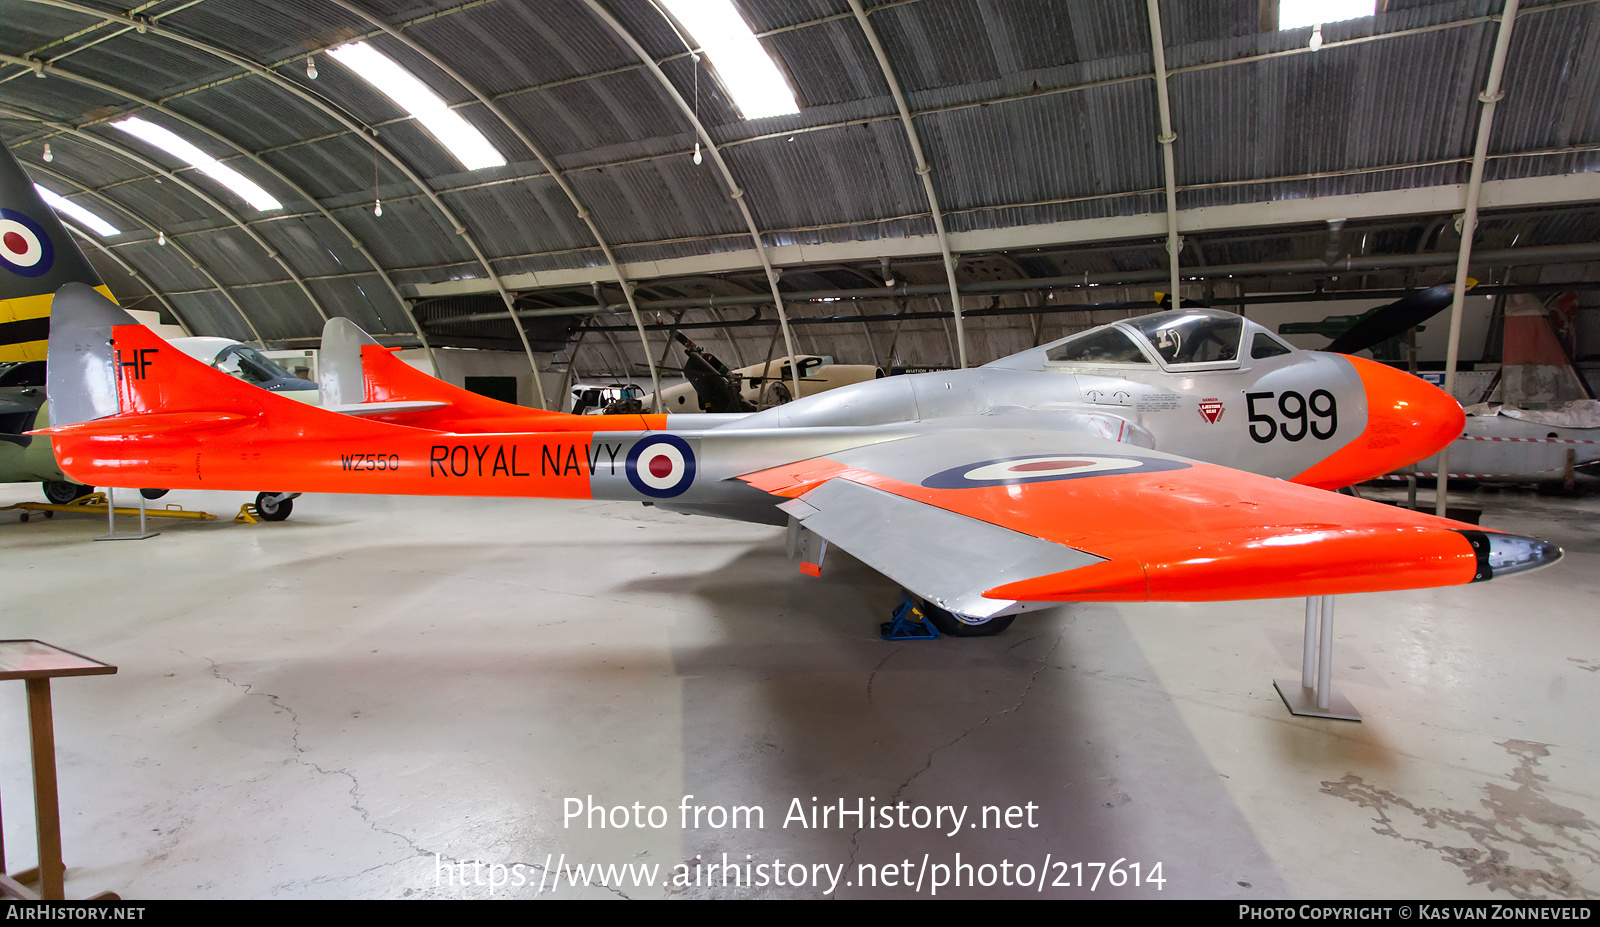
(168, 289), (256, 341)
(1491, 0), (1600, 152)
(567, 154), (749, 245)
(179, 225), (291, 286)
(166, 77), (345, 156)
(1170, 24), (1491, 185)
(721, 121), (923, 229)
(404, 0), (641, 97)
(918, 82), (1164, 211)
(4, 0), (1599, 352)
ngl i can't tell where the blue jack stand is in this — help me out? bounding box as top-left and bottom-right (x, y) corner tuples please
(880, 594), (940, 641)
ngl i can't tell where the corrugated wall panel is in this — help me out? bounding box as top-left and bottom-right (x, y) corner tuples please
(917, 82), (1164, 212)
(169, 290), (254, 341)
(722, 122), (924, 231)
(310, 274), (411, 334)
(1491, 1), (1600, 153)
(440, 175), (597, 256)
(167, 78), (345, 155)
(496, 66), (693, 164)
(1170, 24), (1491, 186)
(568, 155), (748, 246)
(229, 281), (324, 341)
(405, 0), (640, 96)
(180, 226), (288, 286)
(256, 215), (377, 278)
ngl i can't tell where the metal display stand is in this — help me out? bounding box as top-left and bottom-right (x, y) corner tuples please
(0, 641), (120, 900)
(93, 487), (159, 541)
(1273, 595), (1362, 722)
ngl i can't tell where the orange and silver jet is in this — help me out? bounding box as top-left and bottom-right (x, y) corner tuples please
(40, 282), (1559, 635)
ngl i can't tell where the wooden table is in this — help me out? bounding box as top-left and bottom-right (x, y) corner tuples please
(0, 640), (117, 900)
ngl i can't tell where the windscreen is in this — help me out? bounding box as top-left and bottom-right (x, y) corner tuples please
(1125, 312), (1243, 365)
(214, 345), (297, 385)
(1045, 327), (1151, 364)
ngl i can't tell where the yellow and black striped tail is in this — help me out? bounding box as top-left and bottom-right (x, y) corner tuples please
(0, 135), (109, 362)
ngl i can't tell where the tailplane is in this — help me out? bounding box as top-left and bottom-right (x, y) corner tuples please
(317, 316), (567, 430)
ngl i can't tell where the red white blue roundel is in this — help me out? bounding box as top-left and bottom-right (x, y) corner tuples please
(0, 209), (54, 278)
(626, 434), (696, 498)
(921, 454), (1188, 489)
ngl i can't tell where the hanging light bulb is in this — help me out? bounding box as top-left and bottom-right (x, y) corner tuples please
(158, 230), (166, 246)
(305, 54), (318, 79)
(42, 142), (52, 163)
(692, 141), (702, 166)
(1309, 24), (1323, 51)
(374, 198), (382, 217)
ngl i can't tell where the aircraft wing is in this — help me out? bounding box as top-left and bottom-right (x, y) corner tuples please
(739, 428), (1559, 616)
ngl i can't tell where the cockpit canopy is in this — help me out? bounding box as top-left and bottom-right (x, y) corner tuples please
(1017, 308), (1295, 372)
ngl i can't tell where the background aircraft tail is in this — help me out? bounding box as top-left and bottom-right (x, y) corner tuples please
(1, 137), (110, 362)
(318, 315), (569, 430)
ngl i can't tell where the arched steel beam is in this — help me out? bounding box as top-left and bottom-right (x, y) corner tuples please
(10, 0), (543, 405)
(327, 0), (663, 412)
(1144, 0), (1182, 309)
(0, 48), (438, 370)
(845, 0), (967, 368)
(66, 224), (193, 335)
(23, 117), (331, 325)
(1437, 0), (1523, 516)
(581, 0), (803, 399)
(25, 157), (261, 340)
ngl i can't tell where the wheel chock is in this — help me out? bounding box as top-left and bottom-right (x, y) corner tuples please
(880, 594), (940, 641)
(234, 504), (260, 524)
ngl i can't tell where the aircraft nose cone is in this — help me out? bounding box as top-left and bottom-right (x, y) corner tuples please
(1346, 354), (1465, 463)
(1293, 355), (1466, 489)
(1457, 529), (1564, 582)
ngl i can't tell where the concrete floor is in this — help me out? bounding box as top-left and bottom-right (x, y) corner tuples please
(0, 480), (1596, 899)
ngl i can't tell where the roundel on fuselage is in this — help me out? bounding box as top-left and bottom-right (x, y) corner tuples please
(625, 434), (696, 498)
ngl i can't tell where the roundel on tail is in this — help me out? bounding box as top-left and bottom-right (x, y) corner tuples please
(626, 434), (696, 498)
(0, 209), (54, 278)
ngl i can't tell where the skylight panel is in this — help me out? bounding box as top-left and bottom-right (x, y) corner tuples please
(660, 0), (799, 120)
(326, 42), (506, 171)
(111, 117), (282, 212)
(1279, 0), (1375, 30)
(34, 184), (119, 237)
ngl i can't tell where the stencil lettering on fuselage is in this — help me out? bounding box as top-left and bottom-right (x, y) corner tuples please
(426, 441), (624, 478)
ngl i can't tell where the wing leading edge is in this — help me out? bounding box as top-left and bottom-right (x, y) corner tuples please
(741, 429), (1560, 612)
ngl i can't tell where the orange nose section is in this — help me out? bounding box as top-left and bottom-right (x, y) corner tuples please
(1292, 355), (1465, 490)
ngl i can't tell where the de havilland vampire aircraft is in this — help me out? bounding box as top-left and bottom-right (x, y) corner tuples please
(39, 279), (1561, 636)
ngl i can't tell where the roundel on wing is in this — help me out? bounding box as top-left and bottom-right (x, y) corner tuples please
(920, 454), (1189, 489)
(625, 434), (696, 498)
(0, 209), (54, 278)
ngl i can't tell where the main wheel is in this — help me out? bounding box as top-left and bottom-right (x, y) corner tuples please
(916, 598), (1015, 637)
(42, 481), (93, 505)
(140, 488), (169, 500)
(255, 492), (293, 522)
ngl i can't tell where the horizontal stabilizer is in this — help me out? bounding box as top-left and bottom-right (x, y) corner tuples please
(33, 410), (251, 437)
(324, 400), (448, 417)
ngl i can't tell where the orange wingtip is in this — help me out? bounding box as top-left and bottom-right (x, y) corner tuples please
(988, 559), (1147, 601)
(799, 562), (823, 577)
(989, 528), (1479, 603)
